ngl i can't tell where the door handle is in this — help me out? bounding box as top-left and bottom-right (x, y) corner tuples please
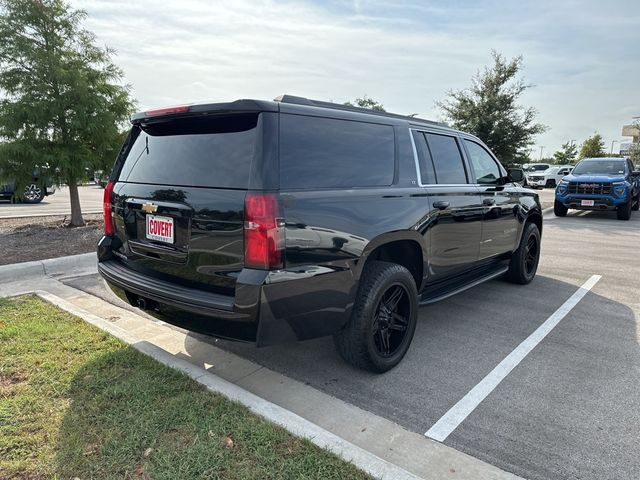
(433, 201), (450, 210)
(483, 198), (496, 206)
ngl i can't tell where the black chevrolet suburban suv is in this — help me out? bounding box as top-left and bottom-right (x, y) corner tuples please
(97, 95), (541, 372)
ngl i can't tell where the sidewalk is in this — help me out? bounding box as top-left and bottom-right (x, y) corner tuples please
(0, 254), (521, 480)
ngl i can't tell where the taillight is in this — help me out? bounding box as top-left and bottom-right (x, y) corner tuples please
(103, 181), (115, 235)
(244, 193), (285, 269)
(144, 105), (190, 117)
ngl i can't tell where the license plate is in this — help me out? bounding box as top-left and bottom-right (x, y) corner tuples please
(146, 215), (174, 244)
(581, 200), (595, 207)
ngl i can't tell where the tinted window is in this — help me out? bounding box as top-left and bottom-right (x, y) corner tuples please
(411, 131), (436, 184)
(119, 114), (258, 188)
(425, 133), (467, 184)
(464, 139), (501, 184)
(280, 115), (394, 189)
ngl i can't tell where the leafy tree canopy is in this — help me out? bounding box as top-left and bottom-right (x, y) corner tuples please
(552, 142), (578, 165)
(0, 0), (135, 225)
(578, 133), (606, 159)
(344, 95), (386, 112)
(437, 51), (546, 166)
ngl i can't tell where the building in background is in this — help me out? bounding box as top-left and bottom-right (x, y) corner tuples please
(621, 121), (639, 155)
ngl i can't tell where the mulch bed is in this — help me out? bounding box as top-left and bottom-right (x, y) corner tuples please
(0, 214), (103, 266)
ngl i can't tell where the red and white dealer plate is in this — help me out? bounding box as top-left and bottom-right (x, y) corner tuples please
(146, 214), (174, 244)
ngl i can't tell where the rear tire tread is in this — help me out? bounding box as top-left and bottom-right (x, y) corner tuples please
(334, 261), (417, 373)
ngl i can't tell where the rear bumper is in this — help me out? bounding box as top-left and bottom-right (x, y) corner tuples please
(97, 239), (356, 346)
(98, 260), (238, 317)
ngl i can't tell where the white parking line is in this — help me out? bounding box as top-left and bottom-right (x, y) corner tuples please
(425, 274), (602, 442)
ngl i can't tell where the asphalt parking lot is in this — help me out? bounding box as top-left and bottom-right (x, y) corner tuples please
(0, 185), (103, 218)
(64, 207), (639, 480)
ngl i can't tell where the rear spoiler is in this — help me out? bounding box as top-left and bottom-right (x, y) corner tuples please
(131, 99), (279, 124)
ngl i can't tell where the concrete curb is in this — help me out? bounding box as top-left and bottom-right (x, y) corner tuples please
(35, 290), (423, 480)
(0, 252), (97, 282)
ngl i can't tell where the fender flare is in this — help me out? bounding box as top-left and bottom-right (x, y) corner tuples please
(515, 206), (543, 247)
(353, 230), (428, 286)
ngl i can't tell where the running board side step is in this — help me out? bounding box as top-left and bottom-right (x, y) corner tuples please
(419, 266), (509, 305)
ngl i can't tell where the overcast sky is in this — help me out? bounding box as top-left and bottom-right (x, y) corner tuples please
(73, 0), (639, 157)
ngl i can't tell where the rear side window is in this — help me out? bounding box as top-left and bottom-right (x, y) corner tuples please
(411, 131), (436, 184)
(119, 114), (258, 188)
(424, 133), (467, 184)
(279, 114), (394, 189)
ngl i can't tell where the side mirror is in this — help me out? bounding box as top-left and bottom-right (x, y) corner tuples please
(507, 168), (525, 183)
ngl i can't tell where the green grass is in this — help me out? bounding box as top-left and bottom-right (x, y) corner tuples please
(0, 296), (370, 480)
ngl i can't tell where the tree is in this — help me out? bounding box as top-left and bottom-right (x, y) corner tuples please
(0, 0), (135, 226)
(344, 95), (385, 112)
(552, 142), (578, 165)
(437, 51), (546, 166)
(578, 133), (606, 159)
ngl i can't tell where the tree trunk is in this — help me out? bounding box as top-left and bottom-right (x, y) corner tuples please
(68, 180), (85, 227)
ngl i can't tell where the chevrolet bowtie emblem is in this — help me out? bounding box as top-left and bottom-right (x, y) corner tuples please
(141, 202), (158, 214)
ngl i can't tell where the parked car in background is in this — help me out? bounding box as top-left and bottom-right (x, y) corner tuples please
(522, 163), (551, 187)
(523, 163), (551, 173)
(555, 157), (640, 220)
(526, 165), (573, 189)
(0, 172), (56, 203)
(97, 95), (542, 373)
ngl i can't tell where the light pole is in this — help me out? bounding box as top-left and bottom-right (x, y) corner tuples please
(539, 146), (545, 161)
(610, 140), (619, 156)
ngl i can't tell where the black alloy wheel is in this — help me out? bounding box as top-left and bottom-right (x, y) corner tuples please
(505, 222), (540, 285)
(524, 234), (539, 276)
(333, 261), (418, 373)
(372, 283), (412, 357)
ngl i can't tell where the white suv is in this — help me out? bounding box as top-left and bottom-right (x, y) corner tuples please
(527, 165), (573, 189)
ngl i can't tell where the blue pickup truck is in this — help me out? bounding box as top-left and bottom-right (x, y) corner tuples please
(554, 157), (640, 220)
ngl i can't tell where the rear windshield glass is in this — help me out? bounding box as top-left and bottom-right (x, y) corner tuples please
(279, 114), (394, 189)
(119, 114), (258, 188)
(572, 160), (627, 175)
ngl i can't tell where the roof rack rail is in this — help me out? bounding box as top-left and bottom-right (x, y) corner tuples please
(274, 94), (445, 126)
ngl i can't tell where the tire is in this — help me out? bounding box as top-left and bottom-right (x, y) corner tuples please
(545, 179), (556, 188)
(22, 183), (45, 203)
(505, 222), (541, 285)
(632, 192), (639, 211)
(333, 261), (418, 373)
(617, 199), (632, 220)
(554, 200), (568, 217)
